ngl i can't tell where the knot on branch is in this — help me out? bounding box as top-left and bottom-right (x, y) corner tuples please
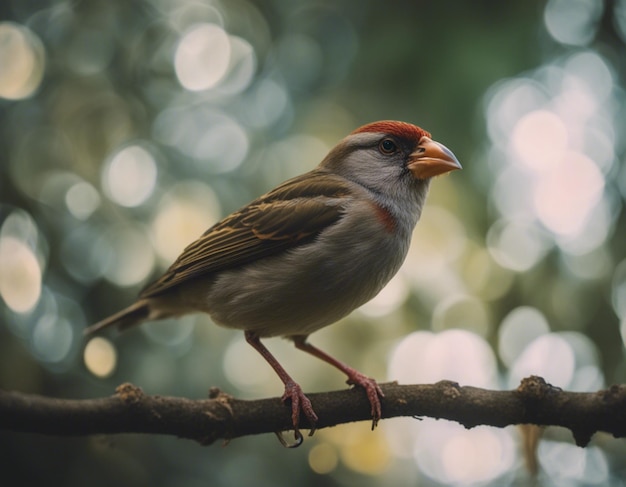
(206, 387), (235, 419)
(516, 375), (559, 401)
(437, 380), (462, 399)
(208, 387), (233, 402)
(115, 382), (144, 405)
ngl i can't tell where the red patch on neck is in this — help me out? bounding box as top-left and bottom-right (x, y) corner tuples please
(352, 121), (431, 141)
(370, 201), (396, 233)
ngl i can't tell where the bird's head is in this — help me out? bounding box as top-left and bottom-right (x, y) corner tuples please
(320, 120), (461, 199)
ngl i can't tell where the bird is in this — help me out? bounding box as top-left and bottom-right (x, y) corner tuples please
(85, 120), (461, 441)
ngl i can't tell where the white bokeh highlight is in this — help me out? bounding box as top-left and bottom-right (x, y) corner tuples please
(103, 144), (158, 207)
(484, 50), (617, 264)
(175, 23), (231, 91)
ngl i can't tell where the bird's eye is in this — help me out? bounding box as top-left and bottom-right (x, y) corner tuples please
(379, 138), (397, 155)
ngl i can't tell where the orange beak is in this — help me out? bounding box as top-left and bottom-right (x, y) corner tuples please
(407, 136), (462, 179)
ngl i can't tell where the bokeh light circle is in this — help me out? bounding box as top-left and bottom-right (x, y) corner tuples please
(508, 333), (575, 388)
(486, 218), (550, 272)
(544, 0), (602, 46)
(102, 144), (158, 208)
(388, 329), (498, 389)
(0, 209), (44, 314)
(0, 236), (42, 313)
(416, 423), (516, 485)
(498, 306), (550, 368)
(175, 23), (231, 91)
(84, 336), (117, 378)
(151, 181), (221, 262)
(0, 22), (45, 100)
(32, 314), (73, 364)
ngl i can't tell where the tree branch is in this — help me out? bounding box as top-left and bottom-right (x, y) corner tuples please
(2, 376), (626, 447)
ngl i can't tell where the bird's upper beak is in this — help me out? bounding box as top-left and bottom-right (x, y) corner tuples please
(407, 137), (462, 179)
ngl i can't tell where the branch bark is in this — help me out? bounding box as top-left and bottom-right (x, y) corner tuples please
(2, 376), (626, 447)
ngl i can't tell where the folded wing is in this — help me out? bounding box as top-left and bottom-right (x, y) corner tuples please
(140, 170), (351, 298)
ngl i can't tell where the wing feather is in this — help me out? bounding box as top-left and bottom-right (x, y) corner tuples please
(140, 170), (351, 298)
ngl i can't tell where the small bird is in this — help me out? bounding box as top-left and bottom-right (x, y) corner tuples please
(86, 121), (461, 439)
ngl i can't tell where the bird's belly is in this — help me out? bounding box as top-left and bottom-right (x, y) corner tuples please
(205, 234), (407, 337)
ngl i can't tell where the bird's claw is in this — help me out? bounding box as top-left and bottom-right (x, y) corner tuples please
(346, 371), (384, 430)
(275, 429), (304, 448)
(282, 380), (318, 440)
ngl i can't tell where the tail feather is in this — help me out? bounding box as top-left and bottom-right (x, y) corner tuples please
(84, 301), (150, 336)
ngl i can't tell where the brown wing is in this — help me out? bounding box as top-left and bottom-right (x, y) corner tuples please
(140, 170), (351, 298)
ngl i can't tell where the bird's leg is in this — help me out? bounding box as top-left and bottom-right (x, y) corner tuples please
(244, 331), (318, 439)
(292, 335), (384, 430)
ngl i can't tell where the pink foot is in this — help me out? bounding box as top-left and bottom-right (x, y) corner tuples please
(282, 380), (318, 437)
(345, 370), (384, 429)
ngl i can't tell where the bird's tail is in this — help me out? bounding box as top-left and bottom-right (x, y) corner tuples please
(84, 301), (150, 336)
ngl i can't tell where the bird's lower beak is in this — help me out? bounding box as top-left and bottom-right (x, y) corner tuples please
(407, 137), (462, 179)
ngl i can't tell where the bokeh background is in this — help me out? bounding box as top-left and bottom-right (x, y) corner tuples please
(2, 0), (626, 485)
